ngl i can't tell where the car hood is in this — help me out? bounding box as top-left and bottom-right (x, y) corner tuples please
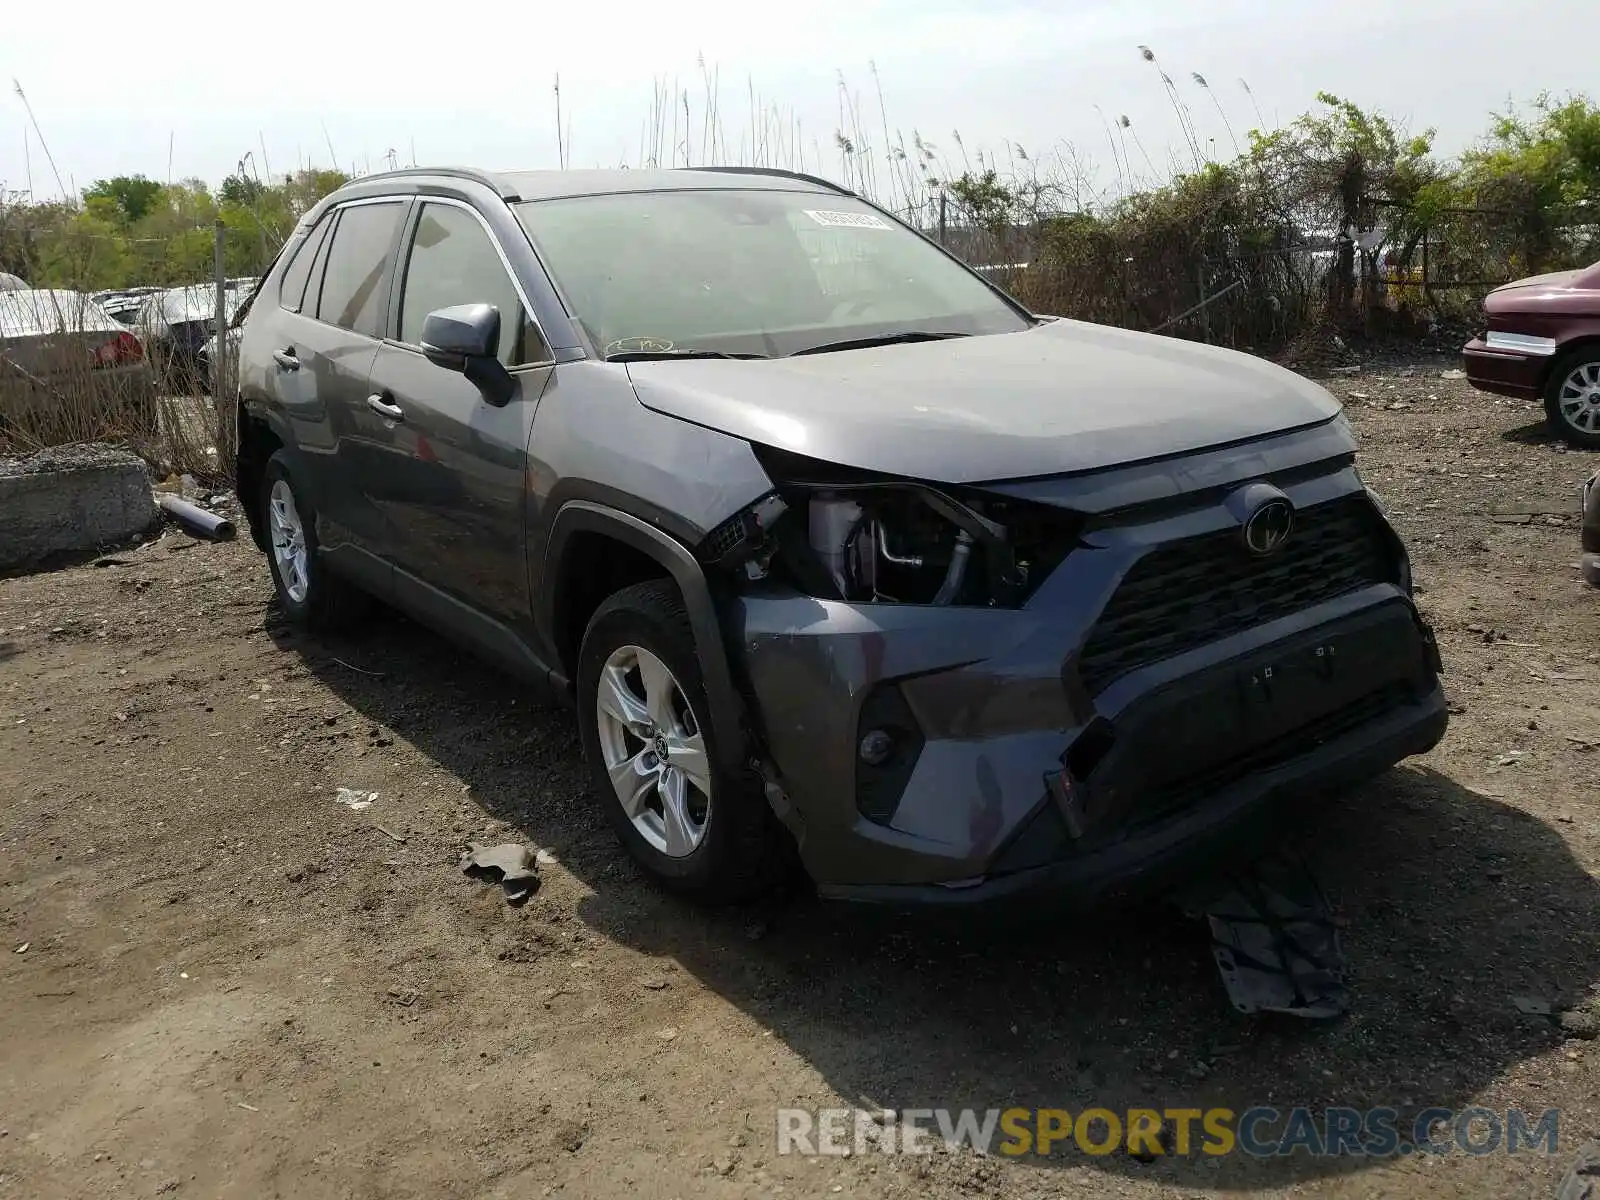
(1493, 267), (1584, 293)
(625, 320), (1342, 483)
(1488, 260), (1600, 300)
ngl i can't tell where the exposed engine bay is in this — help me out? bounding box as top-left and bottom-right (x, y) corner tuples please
(807, 492), (977, 605)
(698, 447), (1080, 607)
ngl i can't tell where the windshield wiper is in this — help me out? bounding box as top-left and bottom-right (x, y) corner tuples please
(790, 330), (970, 357)
(604, 348), (770, 362)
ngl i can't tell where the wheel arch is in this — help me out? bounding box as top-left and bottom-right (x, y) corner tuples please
(1543, 334), (1600, 387)
(235, 399), (295, 552)
(542, 500), (745, 773)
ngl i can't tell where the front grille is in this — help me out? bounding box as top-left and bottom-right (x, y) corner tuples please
(1077, 494), (1395, 694)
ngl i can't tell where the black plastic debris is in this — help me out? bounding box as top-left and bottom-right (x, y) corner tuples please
(460, 843), (542, 905)
(1175, 851), (1349, 1020)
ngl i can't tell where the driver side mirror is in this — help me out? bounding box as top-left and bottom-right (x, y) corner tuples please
(421, 303), (515, 407)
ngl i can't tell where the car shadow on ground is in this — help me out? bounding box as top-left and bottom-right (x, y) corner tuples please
(1500, 418), (1565, 446)
(276, 609), (1600, 1191)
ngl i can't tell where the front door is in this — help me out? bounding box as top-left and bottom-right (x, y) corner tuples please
(363, 199), (554, 632)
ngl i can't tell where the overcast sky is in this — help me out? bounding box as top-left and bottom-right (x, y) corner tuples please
(3, 0), (1596, 204)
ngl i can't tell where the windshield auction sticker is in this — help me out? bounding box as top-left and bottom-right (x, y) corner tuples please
(803, 209), (891, 230)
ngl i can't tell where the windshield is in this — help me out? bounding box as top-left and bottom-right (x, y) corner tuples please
(514, 188), (1030, 357)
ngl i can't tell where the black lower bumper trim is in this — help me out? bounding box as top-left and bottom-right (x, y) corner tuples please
(818, 684), (1448, 912)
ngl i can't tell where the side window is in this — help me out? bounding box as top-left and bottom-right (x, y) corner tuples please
(300, 215), (336, 317)
(398, 203), (546, 365)
(277, 215), (331, 313)
(315, 201), (404, 337)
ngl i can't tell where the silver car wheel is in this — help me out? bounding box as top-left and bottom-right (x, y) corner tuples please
(1557, 361), (1600, 434)
(594, 643), (711, 858)
(267, 478), (310, 604)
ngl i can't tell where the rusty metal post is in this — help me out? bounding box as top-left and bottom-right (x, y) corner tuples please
(212, 219), (226, 392)
(1421, 227), (1432, 307)
(212, 218), (236, 463)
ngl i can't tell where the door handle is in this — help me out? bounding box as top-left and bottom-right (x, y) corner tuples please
(272, 348), (299, 370)
(367, 393), (404, 421)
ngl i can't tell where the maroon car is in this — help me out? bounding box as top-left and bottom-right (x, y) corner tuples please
(1463, 259), (1600, 447)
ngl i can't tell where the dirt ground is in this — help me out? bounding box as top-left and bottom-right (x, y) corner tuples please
(2, 353), (1598, 1200)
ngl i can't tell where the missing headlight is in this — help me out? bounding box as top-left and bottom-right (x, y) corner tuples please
(803, 490), (984, 604)
(706, 446), (1082, 607)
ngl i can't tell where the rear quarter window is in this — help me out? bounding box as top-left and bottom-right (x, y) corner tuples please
(277, 216), (332, 314)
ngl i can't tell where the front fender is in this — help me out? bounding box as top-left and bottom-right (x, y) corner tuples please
(541, 500), (746, 774)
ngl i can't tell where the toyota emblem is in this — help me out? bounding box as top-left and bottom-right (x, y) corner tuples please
(1242, 498), (1295, 555)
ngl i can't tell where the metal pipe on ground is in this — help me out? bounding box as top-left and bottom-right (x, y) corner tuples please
(158, 493), (236, 541)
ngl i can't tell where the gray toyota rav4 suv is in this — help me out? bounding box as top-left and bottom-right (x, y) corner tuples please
(233, 165), (1447, 907)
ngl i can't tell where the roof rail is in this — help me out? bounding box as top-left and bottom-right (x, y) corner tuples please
(352, 166), (522, 201)
(677, 165), (855, 198)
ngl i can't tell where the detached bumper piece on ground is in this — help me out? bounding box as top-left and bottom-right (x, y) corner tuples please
(461, 842), (543, 905)
(1174, 852), (1349, 1020)
(1557, 1141), (1600, 1200)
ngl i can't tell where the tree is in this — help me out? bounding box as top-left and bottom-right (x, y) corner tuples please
(82, 175), (164, 224)
(1457, 94), (1600, 271)
(946, 170), (1017, 235)
(1464, 93), (1600, 208)
(282, 168), (351, 218)
(1244, 93), (1443, 320)
(219, 174), (265, 207)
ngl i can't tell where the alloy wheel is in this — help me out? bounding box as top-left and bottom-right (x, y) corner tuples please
(593, 643), (712, 858)
(267, 478), (310, 604)
(1557, 361), (1600, 435)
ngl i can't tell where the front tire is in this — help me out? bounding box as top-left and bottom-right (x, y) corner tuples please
(576, 579), (782, 902)
(259, 451), (365, 630)
(1544, 347), (1600, 449)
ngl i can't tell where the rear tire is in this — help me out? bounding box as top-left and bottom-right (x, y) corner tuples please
(1543, 347), (1600, 449)
(259, 450), (367, 631)
(576, 579), (784, 903)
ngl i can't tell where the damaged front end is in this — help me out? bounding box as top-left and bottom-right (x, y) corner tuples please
(699, 444), (1081, 610)
(696, 430), (1449, 911)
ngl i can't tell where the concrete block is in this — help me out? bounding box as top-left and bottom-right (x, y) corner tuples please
(0, 444), (158, 571)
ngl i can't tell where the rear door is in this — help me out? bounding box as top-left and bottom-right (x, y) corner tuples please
(268, 197), (409, 565)
(363, 198), (553, 632)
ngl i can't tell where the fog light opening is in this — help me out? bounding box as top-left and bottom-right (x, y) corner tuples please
(859, 728), (896, 766)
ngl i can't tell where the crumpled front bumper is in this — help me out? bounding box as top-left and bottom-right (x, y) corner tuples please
(729, 576), (1446, 910)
